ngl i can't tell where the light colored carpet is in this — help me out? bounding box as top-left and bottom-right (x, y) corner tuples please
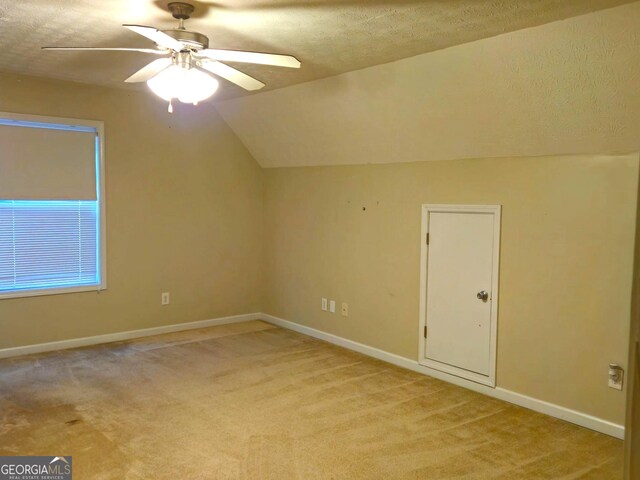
(0, 321), (622, 479)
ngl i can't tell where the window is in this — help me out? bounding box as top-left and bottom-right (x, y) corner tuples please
(0, 113), (105, 298)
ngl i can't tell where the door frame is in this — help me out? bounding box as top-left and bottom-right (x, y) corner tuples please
(418, 204), (501, 387)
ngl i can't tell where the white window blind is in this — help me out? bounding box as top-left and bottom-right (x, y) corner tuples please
(0, 201), (100, 293)
(0, 121), (97, 200)
(0, 114), (105, 298)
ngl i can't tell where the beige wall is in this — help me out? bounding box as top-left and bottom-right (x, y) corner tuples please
(263, 155), (638, 424)
(0, 72), (263, 349)
(218, 1), (640, 168)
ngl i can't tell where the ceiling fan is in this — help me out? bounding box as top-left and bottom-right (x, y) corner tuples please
(42, 2), (301, 111)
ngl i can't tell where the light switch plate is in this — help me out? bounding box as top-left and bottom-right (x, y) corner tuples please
(608, 365), (624, 390)
(329, 300), (336, 313)
(321, 298), (328, 311)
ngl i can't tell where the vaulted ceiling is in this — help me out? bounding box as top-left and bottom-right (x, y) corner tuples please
(217, 2), (640, 167)
(0, 0), (635, 99)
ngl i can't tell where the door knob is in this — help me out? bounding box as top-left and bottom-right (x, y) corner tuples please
(477, 290), (489, 302)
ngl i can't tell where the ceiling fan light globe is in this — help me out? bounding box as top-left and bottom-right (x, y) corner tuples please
(147, 65), (219, 104)
(177, 69), (219, 104)
(146, 65), (184, 101)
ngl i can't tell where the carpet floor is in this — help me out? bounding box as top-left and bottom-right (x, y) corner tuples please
(0, 320), (623, 479)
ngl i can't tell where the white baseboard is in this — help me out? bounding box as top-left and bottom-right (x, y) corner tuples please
(261, 314), (625, 440)
(0, 313), (262, 359)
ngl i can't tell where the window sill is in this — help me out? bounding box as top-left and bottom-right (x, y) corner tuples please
(0, 284), (106, 300)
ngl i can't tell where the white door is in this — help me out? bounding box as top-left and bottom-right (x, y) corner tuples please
(420, 205), (500, 386)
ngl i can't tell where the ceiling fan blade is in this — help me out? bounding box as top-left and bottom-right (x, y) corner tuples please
(42, 47), (166, 54)
(123, 25), (185, 52)
(199, 61), (265, 91)
(125, 58), (173, 83)
(198, 49), (300, 68)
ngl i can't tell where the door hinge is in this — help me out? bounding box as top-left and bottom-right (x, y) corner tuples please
(426, 233), (429, 245)
(423, 325), (428, 338)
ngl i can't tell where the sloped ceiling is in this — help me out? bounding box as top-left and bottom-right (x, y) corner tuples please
(0, 0), (635, 100)
(217, 2), (640, 167)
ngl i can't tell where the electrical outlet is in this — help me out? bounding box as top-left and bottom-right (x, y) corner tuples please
(161, 292), (170, 305)
(321, 298), (328, 311)
(341, 302), (348, 317)
(608, 364), (623, 390)
(329, 300), (336, 313)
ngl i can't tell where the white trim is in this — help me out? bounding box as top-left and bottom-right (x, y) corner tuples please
(421, 359), (495, 387)
(0, 111), (104, 131)
(0, 313), (261, 359)
(419, 204), (501, 387)
(96, 120), (107, 293)
(262, 313), (624, 439)
(0, 285), (104, 301)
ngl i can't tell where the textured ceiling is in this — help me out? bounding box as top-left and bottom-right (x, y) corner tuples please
(0, 0), (635, 100)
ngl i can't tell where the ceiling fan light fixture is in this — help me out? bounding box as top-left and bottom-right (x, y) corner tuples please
(146, 65), (219, 107)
